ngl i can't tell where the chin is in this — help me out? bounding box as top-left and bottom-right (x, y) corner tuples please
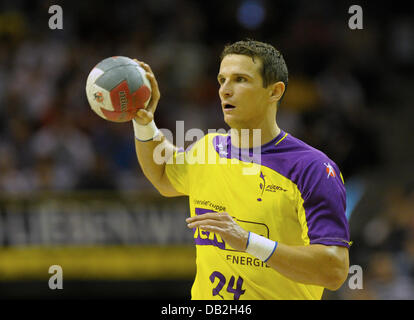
(223, 115), (237, 128)
(223, 115), (247, 130)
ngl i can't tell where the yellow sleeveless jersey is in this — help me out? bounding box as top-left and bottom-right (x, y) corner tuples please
(165, 130), (350, 300)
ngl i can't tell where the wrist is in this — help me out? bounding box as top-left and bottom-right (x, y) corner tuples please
(133, 118), (160, 142)
(245, 232), (278, 262)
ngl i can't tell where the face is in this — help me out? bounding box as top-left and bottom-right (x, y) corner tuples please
(218, 54), (273, 129)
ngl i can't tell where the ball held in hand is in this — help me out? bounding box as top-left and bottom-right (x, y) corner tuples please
(85, 56), (151, 122)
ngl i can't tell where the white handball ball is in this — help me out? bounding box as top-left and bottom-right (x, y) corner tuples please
(85, 56), (151, 122)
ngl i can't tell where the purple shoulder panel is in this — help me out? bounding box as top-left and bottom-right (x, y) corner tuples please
(212, 131), (350, 248)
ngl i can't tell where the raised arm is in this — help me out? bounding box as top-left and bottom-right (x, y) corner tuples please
(133, 61), (183, 197)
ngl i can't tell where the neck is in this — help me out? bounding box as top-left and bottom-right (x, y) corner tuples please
(230, 123), (281, 148)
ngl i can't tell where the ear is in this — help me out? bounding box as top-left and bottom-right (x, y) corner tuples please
(269, 81), (285, 105)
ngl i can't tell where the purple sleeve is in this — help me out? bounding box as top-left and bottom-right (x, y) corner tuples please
(298, 159), (351, 248)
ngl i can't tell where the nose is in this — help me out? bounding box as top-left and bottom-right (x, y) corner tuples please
(219, 81), (233, 98)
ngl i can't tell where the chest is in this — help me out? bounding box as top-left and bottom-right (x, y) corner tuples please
(189, 163), (299, 234)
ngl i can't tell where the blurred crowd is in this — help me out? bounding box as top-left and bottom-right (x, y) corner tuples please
(0, 0), (413, 299)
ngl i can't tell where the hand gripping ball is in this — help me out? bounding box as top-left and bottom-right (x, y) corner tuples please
(86, 56), (151, 122)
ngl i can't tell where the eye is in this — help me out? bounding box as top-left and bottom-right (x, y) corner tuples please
(218, 77), (225, 85)
(236, 76), (247, 82)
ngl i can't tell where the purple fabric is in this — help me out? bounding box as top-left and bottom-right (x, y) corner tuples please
(193, 208), (226, 249)
(212, 131), (350, 248)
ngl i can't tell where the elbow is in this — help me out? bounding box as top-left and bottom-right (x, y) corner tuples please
(323, 248), (349, 291)
(155, 185), (172, 197)
(158, 188), (177, 197)
(145, 172), (178, 197)
(325, 269), (348, 291)
(155, 183), (181, 198)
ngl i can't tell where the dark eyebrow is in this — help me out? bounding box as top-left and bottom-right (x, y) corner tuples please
(234, 73), (253, 78)
(217, 73), (253, 80)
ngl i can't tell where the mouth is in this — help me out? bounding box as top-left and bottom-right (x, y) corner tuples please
(223, 103), (236, 110)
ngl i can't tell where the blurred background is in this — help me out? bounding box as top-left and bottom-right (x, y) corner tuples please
(0, 0), (413, 300)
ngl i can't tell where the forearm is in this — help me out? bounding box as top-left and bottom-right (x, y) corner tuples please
(130, 61), (182, 197)
(265, 243), (349, 291)
(186, 212), (349, 291)
(134, 131), (177, 195)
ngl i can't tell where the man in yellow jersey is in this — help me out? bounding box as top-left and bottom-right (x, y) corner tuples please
(132, 40), (351, 300)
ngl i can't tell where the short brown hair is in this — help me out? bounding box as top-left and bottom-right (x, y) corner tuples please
(220, 39), (288, 103)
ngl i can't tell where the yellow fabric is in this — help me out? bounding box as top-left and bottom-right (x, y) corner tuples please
(166, 133), (324, 300)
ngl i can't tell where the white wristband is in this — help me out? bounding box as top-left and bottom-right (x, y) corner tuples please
(133, 118), (160, 142)
(245, 232), (278, 262)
